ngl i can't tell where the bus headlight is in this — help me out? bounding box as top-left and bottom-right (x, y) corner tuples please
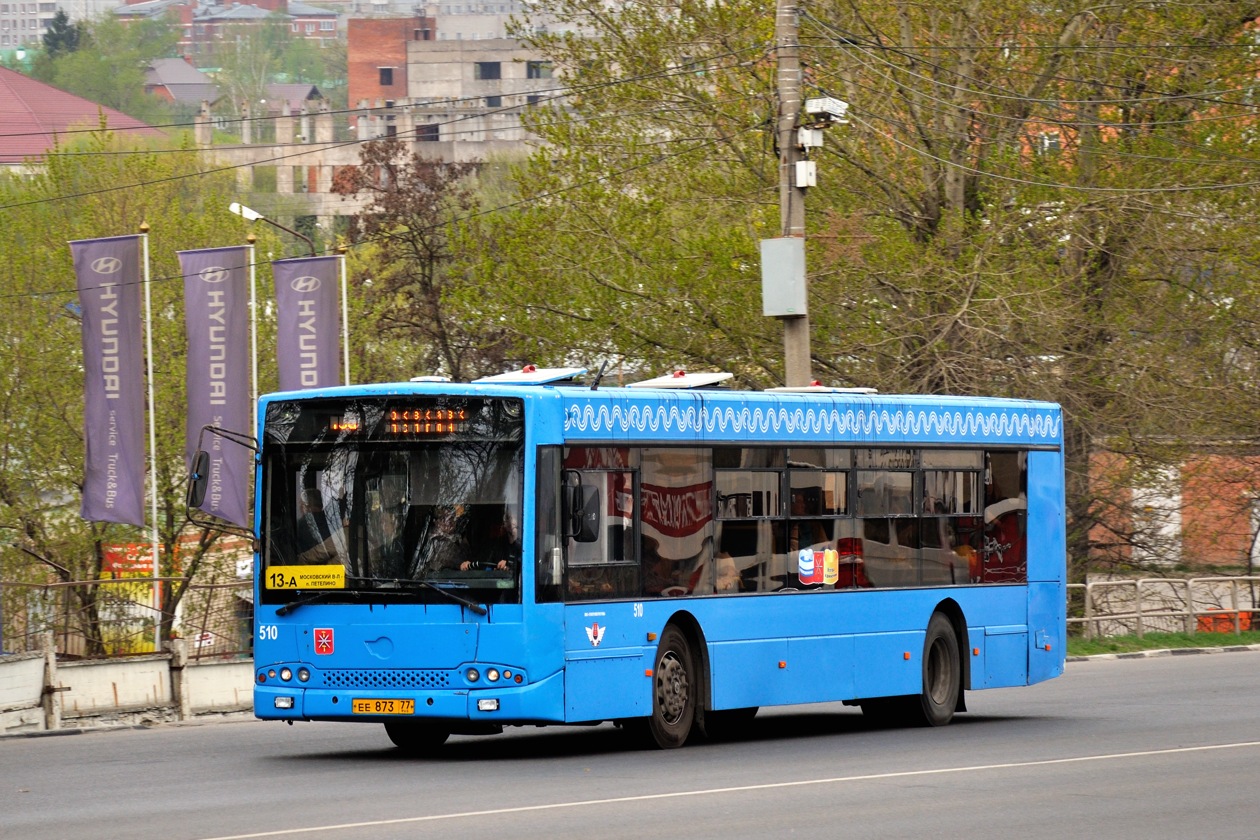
(280, 667), (293, 681)
(466, 668), (480, 683)
(486, 668), (500, 682)
(297, 668), (310, 682)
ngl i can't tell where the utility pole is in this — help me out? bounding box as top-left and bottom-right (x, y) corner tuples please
(775, 0), (811, 386)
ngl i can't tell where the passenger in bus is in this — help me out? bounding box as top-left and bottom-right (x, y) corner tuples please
(714, 551), (740, 592)
(643, 537), (683, 595)
(426, 505), (470, 571)
(296, 489), (341, 564)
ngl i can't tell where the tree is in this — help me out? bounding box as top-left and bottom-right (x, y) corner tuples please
(332, 138), (509, 381)
(42, 10), (85, 60)
(33, 15), (180, 120)
(457, 0), (1260, 577)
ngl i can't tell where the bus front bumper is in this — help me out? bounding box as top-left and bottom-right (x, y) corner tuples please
(254, 669), (565, 724)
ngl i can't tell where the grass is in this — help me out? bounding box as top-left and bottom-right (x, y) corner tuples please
(1068, 630), (1260, 657)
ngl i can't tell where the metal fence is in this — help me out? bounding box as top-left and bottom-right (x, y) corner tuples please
(1069, 576), (1260, 639)
(0, 578), (252, 661)
(7, 574), (1258, 658)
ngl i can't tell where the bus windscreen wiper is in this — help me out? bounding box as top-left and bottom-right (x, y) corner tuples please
(275, 589), (362, 616)
(347, 575), (489, 616)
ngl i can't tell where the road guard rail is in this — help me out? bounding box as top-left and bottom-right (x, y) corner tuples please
(1068, 576), (1260, 639)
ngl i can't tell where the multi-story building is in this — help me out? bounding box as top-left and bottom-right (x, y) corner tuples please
(348, 21), (559, 163)
(0, 0), (58, 50)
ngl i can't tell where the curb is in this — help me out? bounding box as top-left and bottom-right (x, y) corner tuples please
(1068, 643), (1260, 662)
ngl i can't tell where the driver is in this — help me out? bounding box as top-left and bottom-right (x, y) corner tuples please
(459, 508), (520, 572)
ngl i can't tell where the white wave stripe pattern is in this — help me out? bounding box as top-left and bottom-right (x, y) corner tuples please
(563, 402), (1061, 442)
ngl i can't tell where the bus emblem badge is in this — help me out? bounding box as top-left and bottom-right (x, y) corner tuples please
(585, 623), (605, 647)
(314, 628), (334, 655)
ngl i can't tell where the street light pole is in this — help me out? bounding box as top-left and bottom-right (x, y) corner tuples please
(228, 202), (316, 257)
(775, 0), (812, 386)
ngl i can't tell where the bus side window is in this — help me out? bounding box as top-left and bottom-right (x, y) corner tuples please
(982, 451), (1028, 583)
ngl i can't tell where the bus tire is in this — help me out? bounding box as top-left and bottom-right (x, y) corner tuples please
(384, 720), (450, 755)
(916, 611), (961, 727)
(645, 625), (697, 749)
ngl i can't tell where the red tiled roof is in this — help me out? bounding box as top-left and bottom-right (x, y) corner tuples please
(0, 67), (165, 165)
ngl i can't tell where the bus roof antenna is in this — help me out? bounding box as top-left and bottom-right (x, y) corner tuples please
(590, 359), (610, 390)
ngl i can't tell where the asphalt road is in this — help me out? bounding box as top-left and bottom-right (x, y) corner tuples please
(3, 649), (1259, 840)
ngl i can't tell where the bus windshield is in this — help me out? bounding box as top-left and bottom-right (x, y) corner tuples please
(261, 396), (524, 605)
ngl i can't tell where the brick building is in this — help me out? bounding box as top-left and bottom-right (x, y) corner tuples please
(347, 15), (434, 109)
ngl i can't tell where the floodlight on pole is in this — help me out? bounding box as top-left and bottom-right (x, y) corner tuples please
(229, 201), (315, 256)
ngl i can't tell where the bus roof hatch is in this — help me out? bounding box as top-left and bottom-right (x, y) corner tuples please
(628, 370), (734, 389)
(473, 365), (588, 385)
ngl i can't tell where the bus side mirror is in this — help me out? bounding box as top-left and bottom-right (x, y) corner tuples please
(564, 483), (600, 543)
(187, 450), (210, 509)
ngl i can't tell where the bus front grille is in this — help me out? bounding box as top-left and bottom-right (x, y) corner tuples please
(321, 669), (453, 689)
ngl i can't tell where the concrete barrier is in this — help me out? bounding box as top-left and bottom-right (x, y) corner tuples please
(0, 636), (252, 735)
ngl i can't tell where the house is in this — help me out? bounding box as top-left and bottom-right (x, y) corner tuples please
(0, 67), (165, 173)
(144, 57), (221, 107)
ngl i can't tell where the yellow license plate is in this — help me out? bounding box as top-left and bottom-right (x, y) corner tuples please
(351, 698), (415, 715)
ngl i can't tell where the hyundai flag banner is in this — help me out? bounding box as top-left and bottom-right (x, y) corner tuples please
(272, 255), (340, 391)
(70, 235), (146, 527)
(180, 247), (252, 527)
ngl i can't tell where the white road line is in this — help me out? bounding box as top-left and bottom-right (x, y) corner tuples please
(198, 740), (1260, 840)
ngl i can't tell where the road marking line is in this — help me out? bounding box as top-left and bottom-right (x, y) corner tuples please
(197, 739), (1260, 840)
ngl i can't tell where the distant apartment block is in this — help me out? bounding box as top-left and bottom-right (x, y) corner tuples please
(0, 0), (57, 49)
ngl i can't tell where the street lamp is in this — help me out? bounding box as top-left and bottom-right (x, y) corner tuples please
(229, 201), (316, 256)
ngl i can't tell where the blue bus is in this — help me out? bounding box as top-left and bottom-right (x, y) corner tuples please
(241, 367), (1065, 752)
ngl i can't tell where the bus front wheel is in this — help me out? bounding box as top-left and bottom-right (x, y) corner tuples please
(644, 625), (697, 749)
(384, 720), (450, 755)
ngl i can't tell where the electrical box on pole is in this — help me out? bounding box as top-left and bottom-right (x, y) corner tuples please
(760, 237), (807, 317)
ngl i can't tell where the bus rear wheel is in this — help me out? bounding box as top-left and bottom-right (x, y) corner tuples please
(384, 720), (450, 755)
(916, 611), (961, 727)
(644, 625), (697, 749)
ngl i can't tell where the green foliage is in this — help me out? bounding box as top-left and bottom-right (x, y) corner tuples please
(32, 15), (179, 119)
(213, 22), (347, 117)
(462, 0), (1260, 576)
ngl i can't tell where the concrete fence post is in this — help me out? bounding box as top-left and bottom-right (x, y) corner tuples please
(170, 638), (191, 721)
(41, 631), (60, 731)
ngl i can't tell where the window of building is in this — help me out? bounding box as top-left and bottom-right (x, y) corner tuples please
(416, 123), (439, 142)
(320, 20), (334, 30)
(526, 61), (552, 79)
(378, 67), (394, 86)
(526, 94), (541, 105)
(486, 95), (501, 108)
(474, 61), (501, 80)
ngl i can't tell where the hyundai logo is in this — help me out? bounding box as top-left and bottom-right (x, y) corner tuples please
(91, 257), (123, 274)
(199, 266), (229, 284)
(290, 276), (322, 293)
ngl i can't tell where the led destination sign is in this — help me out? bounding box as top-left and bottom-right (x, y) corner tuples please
(386, 407), (469, 437)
